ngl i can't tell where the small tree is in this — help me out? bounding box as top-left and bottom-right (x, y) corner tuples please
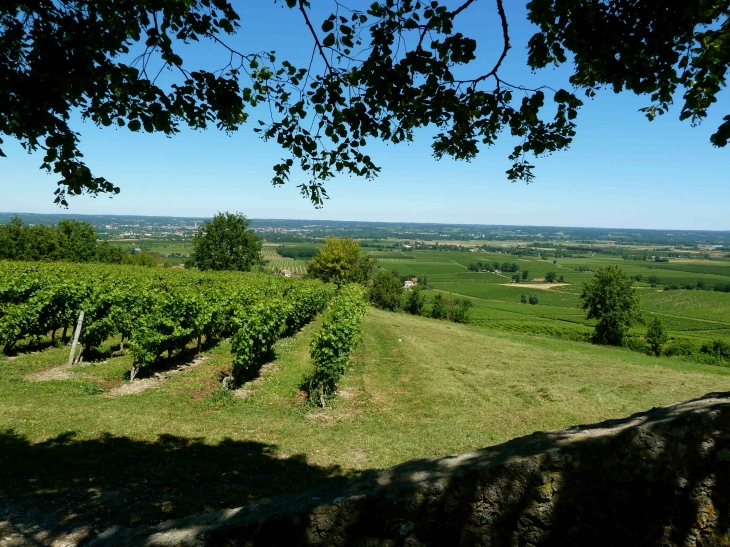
(308, 237), (374, 285)
(521, 294), (528, 304)
(521, 270), (529, 281)
(447, 299), (473, 323)
(404, 286), (425, 315)
(369, 270), (403, 311)
(580, 265), (640, 346)
(646, 316), (668, 356)
(189, 212), (262, 271)
(545, 271), (558, 283)
(430, 294), (447, 319)
(529, 293), (540, 305)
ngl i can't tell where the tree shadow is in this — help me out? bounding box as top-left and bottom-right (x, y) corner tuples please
(2, 338), (59, 358)
(6, 396), (730, 547)
(341, 392), (730, 547)
(0, 430), (360, 545)
(93, 392), (730, 547)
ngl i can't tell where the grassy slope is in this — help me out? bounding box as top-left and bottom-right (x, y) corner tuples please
(3, 309), (730, 466)
(2, 308), (730, 534)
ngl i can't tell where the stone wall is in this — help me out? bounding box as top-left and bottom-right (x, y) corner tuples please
(93, 393), (730, 547)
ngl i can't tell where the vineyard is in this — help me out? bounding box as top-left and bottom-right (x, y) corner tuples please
(266, 259), (309, 274)
(0, 262), (335, 382)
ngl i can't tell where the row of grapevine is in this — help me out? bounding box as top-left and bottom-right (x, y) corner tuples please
(0, 262), (334, 380)
(307, 284), (369, 407)
(230, 283), (336, 381)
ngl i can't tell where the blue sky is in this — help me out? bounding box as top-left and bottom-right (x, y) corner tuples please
(2, 1), (728, 229)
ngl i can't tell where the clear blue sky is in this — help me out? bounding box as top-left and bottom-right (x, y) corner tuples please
(2, 1), (728, 229)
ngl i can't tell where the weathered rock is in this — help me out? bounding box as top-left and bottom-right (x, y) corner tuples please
(91, 393), (730, 547)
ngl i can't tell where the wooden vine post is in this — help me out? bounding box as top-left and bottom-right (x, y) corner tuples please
(67, 311), (84, 366)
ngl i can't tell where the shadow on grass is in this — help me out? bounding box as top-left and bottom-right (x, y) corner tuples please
(88, 393), (730, 546)
(0, 430), (362, 545)
(2, 338), (61, 358)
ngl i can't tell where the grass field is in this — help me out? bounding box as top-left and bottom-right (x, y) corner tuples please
(368, 249), (730, 348)
(2, 308), (729, 541)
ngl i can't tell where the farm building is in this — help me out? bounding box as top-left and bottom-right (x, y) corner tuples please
(403, 278), (418, 290)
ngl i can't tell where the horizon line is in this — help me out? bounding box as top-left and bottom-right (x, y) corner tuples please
(1, 211), (729, 234)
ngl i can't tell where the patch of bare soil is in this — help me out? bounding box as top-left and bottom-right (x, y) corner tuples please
(25, 361), (100, 382)
(499, 283), (570, 291)
(107, 356), (209, 397)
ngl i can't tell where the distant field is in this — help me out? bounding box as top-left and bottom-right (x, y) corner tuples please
(262, 247), (285, 259)
(371, 249), (730, 346)
(266, 259), (309, 274)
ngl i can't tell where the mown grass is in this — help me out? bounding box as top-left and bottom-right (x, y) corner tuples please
(3, 306), (730, 542)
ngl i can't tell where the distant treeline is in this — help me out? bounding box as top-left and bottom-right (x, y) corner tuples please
(0, 217), (156, 266)
(276, 244), (320, 259)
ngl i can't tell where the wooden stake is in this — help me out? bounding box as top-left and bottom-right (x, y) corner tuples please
(67, 311), (84, 367)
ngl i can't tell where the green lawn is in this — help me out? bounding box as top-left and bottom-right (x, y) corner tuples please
(2, 307), (730, 540)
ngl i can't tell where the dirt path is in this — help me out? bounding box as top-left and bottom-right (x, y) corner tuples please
(499, 283), (571, 291)
(107, 356), (210, 396)
(26, 361), (99, 382)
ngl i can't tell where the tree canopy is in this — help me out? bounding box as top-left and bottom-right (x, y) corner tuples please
(580, 265), (640, 346)
(307, 237), (374, 285)
(0, 216), (121, 263)
(188, 212), (262, 271)
(3, 1), (728, 206)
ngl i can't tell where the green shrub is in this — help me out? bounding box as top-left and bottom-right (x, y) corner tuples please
(404, 287), (425, 315)
(700, 339), (730, 360)
(662, 339), (699, 358)
(646, 316), (668, 356)
(529, 293), (540, 305)
(520, 294), (527, 304)
(308, 284), (368, 407)
(430, 294), (447, 319)
(446, 299), (473, 324)
(625, 336), (647, 353)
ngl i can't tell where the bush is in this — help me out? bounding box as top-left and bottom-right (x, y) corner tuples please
(700, 339), (730, 360)
(529, 293), (539, 305)
(625, 336), (647, 353)
(521, 294), (527, 304)
(369, 270), (403, 311)
(430, 294), (447, 319)
(308, 285), (368, 407)
(446, 299), (473, 324)
(662, 339), (699, 358)
(646, 316), (668, 356)
(404, 287), (425, 315)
